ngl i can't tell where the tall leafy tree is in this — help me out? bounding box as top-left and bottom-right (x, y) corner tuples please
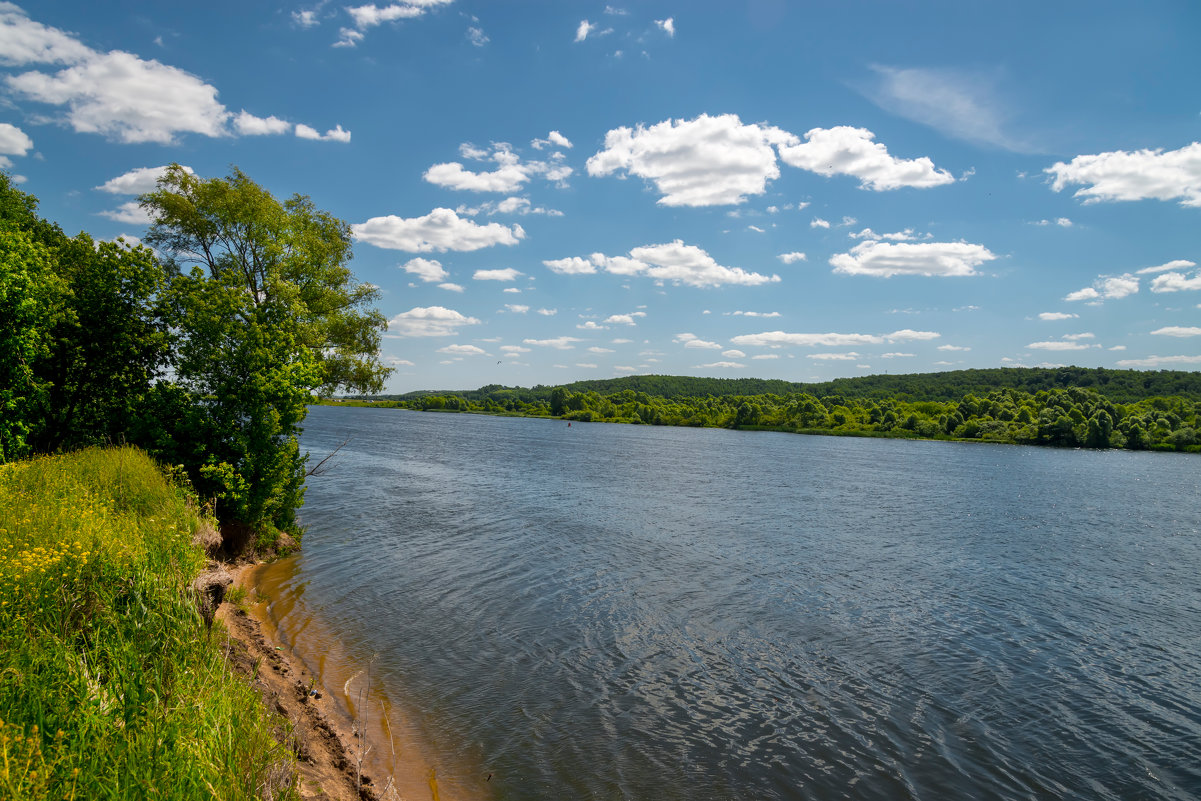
(140, 165), (390, 541)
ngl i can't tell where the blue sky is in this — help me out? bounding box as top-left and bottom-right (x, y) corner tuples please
(3, 0), (1200, 393)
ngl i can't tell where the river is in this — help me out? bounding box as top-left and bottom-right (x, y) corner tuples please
(255, 405), (1201, 800)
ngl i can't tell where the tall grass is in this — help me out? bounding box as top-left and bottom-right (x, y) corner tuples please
(0, 446), (296, 800)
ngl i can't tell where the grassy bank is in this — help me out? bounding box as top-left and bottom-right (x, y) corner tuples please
(0, 446), (296, 800)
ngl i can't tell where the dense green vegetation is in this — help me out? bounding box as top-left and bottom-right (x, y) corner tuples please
(0, 447), (296, 799)
(0, 169), (389, 546)
(342, 370), (1201, 452)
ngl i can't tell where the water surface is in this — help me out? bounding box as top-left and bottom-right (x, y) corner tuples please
(262, 405), (1201, 800)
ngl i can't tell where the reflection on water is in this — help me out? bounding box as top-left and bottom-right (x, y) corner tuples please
(259, 405), (1201, 801)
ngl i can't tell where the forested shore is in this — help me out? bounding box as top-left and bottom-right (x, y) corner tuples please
(333, 369), (1201, 452)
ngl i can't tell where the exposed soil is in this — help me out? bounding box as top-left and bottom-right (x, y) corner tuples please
(217, 566), (390, 801)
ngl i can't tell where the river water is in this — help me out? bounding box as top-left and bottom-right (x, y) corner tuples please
(259, 405), (1201, 800)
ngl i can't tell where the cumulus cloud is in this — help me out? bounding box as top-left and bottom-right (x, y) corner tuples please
(400, 257), (448, 283)
(1039, 312), (1078, 321)
(437, 343), (487, 356)
(1151, 326), (1201, 337)
(97, 201), (152, 225)
(234, 111), (291, 136)
(438, 282), (464, 292)
(1046, 142), (1201, 207)
(95, 164), (195, 195)
(1031, 217), (1073, 227)
(938, 344), (971, 351)
(674, 333), (721, 350)
(778, 251), (806, 264)
(586, 114), (953, 206)
(543, 256), (597, 275)
(426, 142), (571, 192)
(1150, 269), (1201, 293)
(604, 313), (643, 325)
(531, 130), (572, 150)
(810, 218), (831, 229)
(387, 305), (480, 337)
(1115, 354), (1201, 368)
(829, 241), (996, 277)
(698, 361), (744, 369)
(587, 114), (792, 206)
(848, 227), (918, 241)
(589, 346), (615, 353)
(523, 336), (583, 349)
(474, 267), (522, 281)
(335, 0), (454, 47)
(1027, 340), (1094, 351)
(504, 304), (529, 314)
(353, 208), (524, 252)
(0, 6), (344, 145)
(728, 311), (781, 318)
(548, 241), (778, 288)
(295, 123), (351, 142)
(655, 17), (675, 36)
(0, 123), (32, 164)
(777, 126), (955, 190)
(1064, 274), (1139, 302)
(730, 330), (937, 348)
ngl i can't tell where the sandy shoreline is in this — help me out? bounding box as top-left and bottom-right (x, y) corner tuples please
(218, 562), (476, 801)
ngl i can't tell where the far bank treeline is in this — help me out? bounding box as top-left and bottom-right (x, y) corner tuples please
(338, 369), (1201, 452)
(1, 169), (389, 547)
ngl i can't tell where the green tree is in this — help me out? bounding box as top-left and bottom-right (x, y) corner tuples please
(140, 166), (390, 541)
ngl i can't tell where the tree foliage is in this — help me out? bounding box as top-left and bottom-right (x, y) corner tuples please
(1, 169), (390, 546)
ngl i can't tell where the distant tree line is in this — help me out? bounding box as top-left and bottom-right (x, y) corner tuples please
(340, 373), (1201, 453)
(1, 170), (388, 546)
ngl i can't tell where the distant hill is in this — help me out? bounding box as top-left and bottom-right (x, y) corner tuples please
(374, 366), (1201, 405)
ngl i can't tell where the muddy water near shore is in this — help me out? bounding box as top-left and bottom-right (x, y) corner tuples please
(250, 556), (490, 801)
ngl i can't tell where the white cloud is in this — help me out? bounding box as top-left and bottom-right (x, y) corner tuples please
(295, 123), (351, 142)
(1150, 270), (1201, 293)
(504, 304), (529, 314)
(674, 332), (721, 350)
(234, 111), (291, 136)
(777, 126), (955, 190)
(938, 344), (971, 351)
(887, 329), (940, 341)
(1062, 332), (1094, 340)
(0, 7), (334, 145)
(336, 0), (454, 46)
(881, 352), (914, 358)
(438, 343), (487, 355)
(95, 164), (195, 195)
(531, 130), (573, 150)
(400, 257), (448, 283)
(1064, 273), (1139, 302)
(1046, 142), (1201, 207)
(536, 308), (557, 316)
(731, 332), (881, 348)
(849, 227), (918, 241)
(1027, 340), (1093, 351)
(1151, 326), (1201, 337)
(1115, 354), (1201, 368)
(97, 201), (152, 224)
(1137, 259), (1195, 275)
(728, 311), (782, 318)
(543, 256), (597, 275)
(810, 217), (831, 229)
(467, 26), (488, 46)
(588, 346), (615, 353)
(426, 142), (571, 192)
(353, 208), (524, 252)
(0, 122), (32, 157)
(501, 345), (531, 354)
(698, 361), (744, 369)
(1032, 217), (1073, 227)
(438, 282), (464, 292)
(474, 267), (522, 281)
(604, 313), (640, 325)
(808, 352), (859, 361)
(829, 241), (996, 277)
(292, 9), (322, 27)
(0, 4), (93, 66)
(9, 50), (229, 144)
(587, 113), (792, 206)
(722, 349), (746, 358)
(524, 336), (583, 349)
(778, 251), (807, 264)
(387, 305), (480, 337)
(575, 20), (597, 41)
(1038, 312), (1079, 321)
(552, 241), (779, 287)
(655, 17), (675, 37)
(577, 321), (607, 331)
(864, 65), (1025, 151)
